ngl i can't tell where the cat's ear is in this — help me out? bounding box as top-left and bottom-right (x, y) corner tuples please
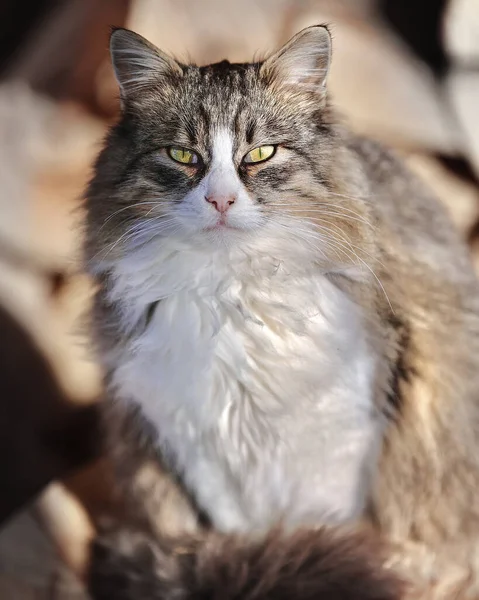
(260, 25), (331, 96)
(110, 28), (182, 99)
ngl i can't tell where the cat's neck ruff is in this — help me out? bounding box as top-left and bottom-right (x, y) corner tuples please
(105, 230), (382, 533)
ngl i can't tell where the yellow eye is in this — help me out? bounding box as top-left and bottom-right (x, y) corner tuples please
(168, 147), (199, 165)
(244, 145), (276, 164)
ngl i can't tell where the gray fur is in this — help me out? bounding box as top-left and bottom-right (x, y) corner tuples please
(85, 25), (479, 596)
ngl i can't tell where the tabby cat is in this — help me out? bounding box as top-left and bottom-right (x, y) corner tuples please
(84, 25), (479, 599)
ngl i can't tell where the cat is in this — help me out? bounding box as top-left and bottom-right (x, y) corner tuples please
(84, 24), (479, 599)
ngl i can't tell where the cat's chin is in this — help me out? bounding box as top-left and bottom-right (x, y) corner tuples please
(201, 224), (248, 243)
(201, 221), (258, 237)
(204, 223), (237, 232)
(197, 223), (257, 248)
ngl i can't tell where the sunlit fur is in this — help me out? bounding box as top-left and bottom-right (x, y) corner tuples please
(88, 26), (384, 531)
(86, 25), (479, 596)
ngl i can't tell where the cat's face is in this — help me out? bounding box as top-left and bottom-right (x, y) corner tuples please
(87, 26), (361, 263)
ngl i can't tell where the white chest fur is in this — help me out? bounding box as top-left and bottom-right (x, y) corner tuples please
(107, 236), (383, 533)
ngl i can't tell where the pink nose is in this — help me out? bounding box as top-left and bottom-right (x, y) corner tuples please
(205, 195), (236, 213)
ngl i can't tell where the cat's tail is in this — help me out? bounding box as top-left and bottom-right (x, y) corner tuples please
(88, 526), (405, 600)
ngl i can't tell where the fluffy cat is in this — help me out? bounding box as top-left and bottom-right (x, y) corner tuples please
(85, 24), (479, 598)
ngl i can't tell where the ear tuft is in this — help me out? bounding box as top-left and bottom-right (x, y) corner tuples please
(261, 25), (332, 94)
(110, 28), (182, 98)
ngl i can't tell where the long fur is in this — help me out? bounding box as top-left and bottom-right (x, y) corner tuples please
(84, 25), (479, 599)
(89, 526), (405, 600)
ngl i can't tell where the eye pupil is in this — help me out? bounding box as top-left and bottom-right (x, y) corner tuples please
(244, 145), (275, 164)
(168, 147), (199, 165)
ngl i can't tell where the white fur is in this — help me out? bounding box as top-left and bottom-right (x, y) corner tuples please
(174, 129), (262, 234)
(102, 130), (384, 534)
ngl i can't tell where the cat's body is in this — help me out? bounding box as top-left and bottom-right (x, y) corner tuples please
(86, 25), (479, 599)
(105, 141), (382, 532)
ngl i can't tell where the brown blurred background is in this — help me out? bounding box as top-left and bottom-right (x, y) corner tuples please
(0, 0), (478, 597)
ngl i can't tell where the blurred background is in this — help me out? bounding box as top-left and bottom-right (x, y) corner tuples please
(0, 0), (478, 597)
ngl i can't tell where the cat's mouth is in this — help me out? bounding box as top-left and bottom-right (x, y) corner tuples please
(204, 216), (239, 232)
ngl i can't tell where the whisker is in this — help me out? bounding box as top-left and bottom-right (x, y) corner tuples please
(272, 213), (393, 312)
(268, 208), (385, 270)
(270, 219), (343, 263)
(266, 203), (374, 229)
(91, 217), (179, 263)
(267, 197), (372, 219)
(98, 201), (164, 233)
(267, 207), (373, 228)
(128, 225), (183, 251)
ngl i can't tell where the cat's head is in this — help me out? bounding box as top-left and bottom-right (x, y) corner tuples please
(86, 26), (368, 269)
